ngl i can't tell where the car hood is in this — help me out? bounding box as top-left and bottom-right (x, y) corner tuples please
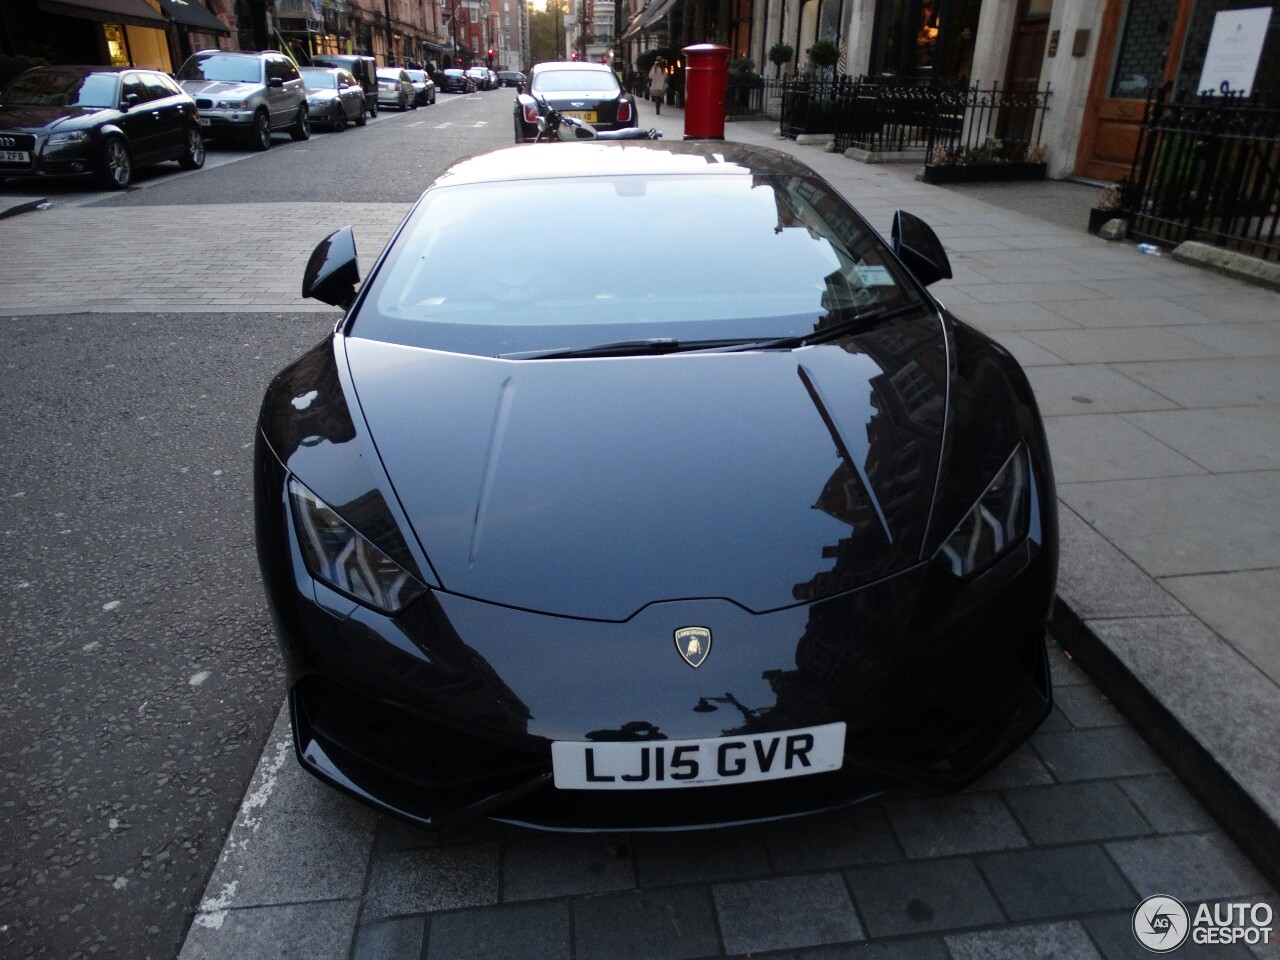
(345, 316), (948, 620)
(0, 104), (111, 132)
(178, 80), (261, 98)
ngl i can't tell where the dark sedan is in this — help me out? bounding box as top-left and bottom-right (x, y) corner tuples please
(256, 141), (1058, 833)
(438, 69), (475, 94)
(300, 67), (365, 131)
(402, 69), (437, 106)
(497, 70), (525, 88)
(0, 65), (204, 189)
(514, 60), (636, 142)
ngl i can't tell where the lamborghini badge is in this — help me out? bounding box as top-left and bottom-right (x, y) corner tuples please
(674, 626), (712, 668)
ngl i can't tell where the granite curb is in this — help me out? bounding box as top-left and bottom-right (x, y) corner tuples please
(0, 194), (47, 219)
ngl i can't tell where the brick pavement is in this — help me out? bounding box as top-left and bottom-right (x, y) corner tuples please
(0, 202), (404, 312)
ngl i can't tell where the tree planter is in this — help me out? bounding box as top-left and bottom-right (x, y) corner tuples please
(921, 162), (1047, 184)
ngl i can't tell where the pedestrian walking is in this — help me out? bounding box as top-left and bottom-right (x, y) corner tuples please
(647, 59), (666, 115)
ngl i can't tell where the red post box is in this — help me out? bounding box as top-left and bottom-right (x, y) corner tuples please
(682, 43), (731, 140)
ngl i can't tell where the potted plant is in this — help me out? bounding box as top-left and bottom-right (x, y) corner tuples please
(806, 38), (840, 81)
(1089, 178), (1135, 234)
(726, 57), (764, 115)
(922, 137), (1049, 183)
(768, 42), (794, 79)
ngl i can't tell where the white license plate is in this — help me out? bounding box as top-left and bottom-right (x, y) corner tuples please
(0, 150), (29, 163)
(562, 110), (597, 122)
(551, 722), (845, 790)
(198, 117), (210, 127)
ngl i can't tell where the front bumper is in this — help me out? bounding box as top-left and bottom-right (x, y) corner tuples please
(0, 133), (98, 180)
(260, 434), (1054, 830)
(195, 109), (256, 135)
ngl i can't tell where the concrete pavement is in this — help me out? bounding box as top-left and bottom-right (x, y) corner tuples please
(2, 100), (1277, 957)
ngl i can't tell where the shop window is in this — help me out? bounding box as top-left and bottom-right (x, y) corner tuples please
(104, 24), (130, 66)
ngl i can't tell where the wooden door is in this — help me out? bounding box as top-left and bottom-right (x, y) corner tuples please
(1076, 0), (1192, 181)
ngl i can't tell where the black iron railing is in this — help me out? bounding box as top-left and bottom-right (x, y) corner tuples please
(1124, 86), (1280, 262)
(770, 77), (1049, 166)
(920, 82), (1052, 166)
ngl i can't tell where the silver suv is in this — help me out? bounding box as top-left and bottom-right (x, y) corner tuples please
(176, 50), (309, 150)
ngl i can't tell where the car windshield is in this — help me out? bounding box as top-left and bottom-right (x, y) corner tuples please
(405, 70), (426, 82)
(3, 69), (118, 108)
(532, 69), (618, 93)
(354, 173), (925, 357)
(445, 70), (464, 77)
(300, 69), (338, 89)
(178, 55), (261, 83)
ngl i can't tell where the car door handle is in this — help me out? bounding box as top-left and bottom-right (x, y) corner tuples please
(152, 111), (161, 118)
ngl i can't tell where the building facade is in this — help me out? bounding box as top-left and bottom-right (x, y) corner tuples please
(0, 0), (451, 73)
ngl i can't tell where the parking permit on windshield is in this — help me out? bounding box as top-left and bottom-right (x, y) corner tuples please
(855, 265), (895, 286)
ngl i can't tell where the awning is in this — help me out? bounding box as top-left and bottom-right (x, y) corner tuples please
(156, 0), (230, 34)
(620, 0), (681, 40)
(38, 0), (169, 29)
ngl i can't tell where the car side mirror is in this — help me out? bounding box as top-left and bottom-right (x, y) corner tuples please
(268, 76), (285, 88)
(891, 210), (952, 287)
(122, 93), (141, 108)
(302, 227), (360, 309)
(515, 79), (524, 93)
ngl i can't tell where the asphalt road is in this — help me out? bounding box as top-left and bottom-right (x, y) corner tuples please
(0, 87), (515, 960)
(98, 89), (513, 207)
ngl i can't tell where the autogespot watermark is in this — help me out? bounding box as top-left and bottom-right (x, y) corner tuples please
(1132, 895), (1275, 952)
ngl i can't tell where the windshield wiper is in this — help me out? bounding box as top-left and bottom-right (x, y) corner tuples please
(499, 337), (752, 360)
(718, 302), (928, 354)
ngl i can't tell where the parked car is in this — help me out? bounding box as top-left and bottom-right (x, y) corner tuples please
(466, 66), (492, 90)
(309, 54), (378, 119)
(438, 69), (475, 94)
(514, 60), (636, 142)
(300, 67), (365, 131)
(257, 140), (1059, 832)
(487, 68), (500, 90)
(497, 70), (525, 87)
(176, 49), (309, 150)
(0, 65), (204, 189)
(402, 68), (437, 106)
(375, 68), (415, 111)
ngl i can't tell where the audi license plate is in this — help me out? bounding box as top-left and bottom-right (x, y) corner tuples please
(551, 722), (845, 790)
(562, 110), (597, 122)
(0, 150), (29, 163)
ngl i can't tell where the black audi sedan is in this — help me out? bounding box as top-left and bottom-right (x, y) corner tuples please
(0, 65), (203, 189)
(514, 60), (637, 142)
(438, 69), (475, 94)
(256, 141), (1058, 832)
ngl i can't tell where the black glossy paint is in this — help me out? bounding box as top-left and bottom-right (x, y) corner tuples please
(254, 140), (1058, 831)
(301, 227), (360, 308)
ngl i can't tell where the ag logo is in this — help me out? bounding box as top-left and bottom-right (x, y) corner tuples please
(1133, 895), (1190, 952)
(674, 627), (711, 668)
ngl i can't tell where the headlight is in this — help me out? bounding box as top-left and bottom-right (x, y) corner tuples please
(47, 131), (88, 145)
(934, 444), (1030, 578)
(289, 478), (426, 614)
(219, 98), (251, 109)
